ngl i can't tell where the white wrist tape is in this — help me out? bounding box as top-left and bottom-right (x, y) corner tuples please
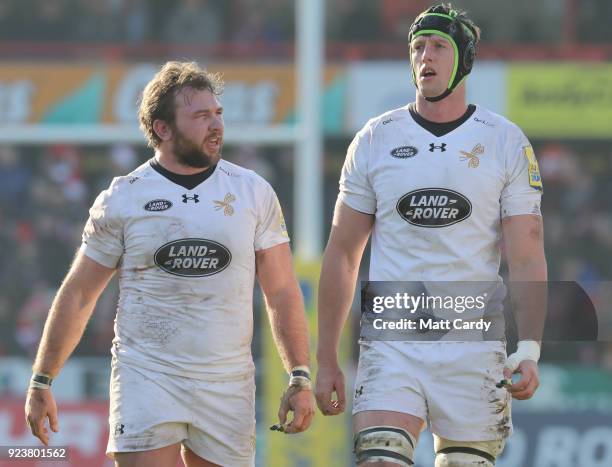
(29, 380), (51, 390)
(505, 340), (540, 372)
(30, 373), (53, 390)
(289, 376), (312, 390)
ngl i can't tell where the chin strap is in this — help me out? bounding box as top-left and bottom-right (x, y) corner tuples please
(409, 10), (477, 103)
(425, 88), (454, 102)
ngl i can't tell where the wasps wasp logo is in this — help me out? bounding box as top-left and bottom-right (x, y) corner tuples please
(213, 193), (236, 216)
(460, 143), (485, 168)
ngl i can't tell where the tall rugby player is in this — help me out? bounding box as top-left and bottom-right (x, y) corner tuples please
(316, 4), (546, 466)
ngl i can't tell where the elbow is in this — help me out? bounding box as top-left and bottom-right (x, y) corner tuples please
(323, 242), (360, 275)
(265, 282), (303, 312)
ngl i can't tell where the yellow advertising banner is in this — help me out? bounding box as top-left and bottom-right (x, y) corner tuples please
(0, 62), (342, 126)
(508, 64), (612, 138)
(261, 260), (351, 467)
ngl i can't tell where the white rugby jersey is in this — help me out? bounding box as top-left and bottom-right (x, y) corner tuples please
(340, 104), (542, 283)
(81, 159), (289, 380)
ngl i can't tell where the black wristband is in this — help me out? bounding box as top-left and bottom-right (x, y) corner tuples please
(290, 369), (310, 380)
(31, 374), (53, 386)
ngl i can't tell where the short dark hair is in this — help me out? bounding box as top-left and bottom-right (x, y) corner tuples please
(138, 61), (224, 148)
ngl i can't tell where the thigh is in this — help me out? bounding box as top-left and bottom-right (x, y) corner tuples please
(114, 443), (181, 467)
(183, 374), (256, 467)
(181, 445), (222, 467)
(425, 341), (512, 442)
(353, 340), (428, 423)
(353, 411), (425, 440)
(106, 362), (190, 457)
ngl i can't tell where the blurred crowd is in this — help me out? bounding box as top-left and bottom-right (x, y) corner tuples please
(0, 144), (137, 356)
(1, 141), (612, 370)
(0, 0), (611, 48)
(0, 143), (295, 357)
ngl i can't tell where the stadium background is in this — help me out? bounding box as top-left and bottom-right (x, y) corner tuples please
(0, 0), (611, 465)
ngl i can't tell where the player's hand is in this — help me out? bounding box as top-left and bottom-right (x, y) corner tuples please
(315, 363), (346, 416)
(25, 388), (59, 446)
(277, 387), (315, 434)
(503, 360), (539, 400)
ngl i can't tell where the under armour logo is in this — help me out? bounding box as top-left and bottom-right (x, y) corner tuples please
(429, 143), (447, 152)
(182, 194), (200, 203)
(355, 385), (364, 397)
(114, 423), (125, 436)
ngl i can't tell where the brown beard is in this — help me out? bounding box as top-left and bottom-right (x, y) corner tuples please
(171, 126), (220, 169)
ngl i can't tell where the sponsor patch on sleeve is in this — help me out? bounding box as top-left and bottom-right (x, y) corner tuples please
(277, 199), (289, 237)
(523, 146), (543, 191)
(279, 212), (288, 237)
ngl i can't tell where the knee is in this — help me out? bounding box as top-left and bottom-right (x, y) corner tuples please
(433, 437), (505, 466)
(354, 426), (417, 467)
(435, 450), (494, 466)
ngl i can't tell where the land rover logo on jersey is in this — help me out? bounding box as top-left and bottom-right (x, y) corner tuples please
(396, 188), (472, 228)
(154, 239), (231, 277)
(144, 199), (172, 212)
(390, 146), (418, 159)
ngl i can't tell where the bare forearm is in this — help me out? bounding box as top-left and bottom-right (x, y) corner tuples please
(33, 278), (100, 376)
(508, 257), (548, 342)
(317, 246), (360, 365)
(266, 285), (310, 372)
(508, 250), (547, 282)
(503, 215), (548, 342)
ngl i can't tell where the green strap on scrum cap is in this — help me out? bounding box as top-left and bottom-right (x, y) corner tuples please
(408, 11), (475, 102)
(412, 28), (459, 91)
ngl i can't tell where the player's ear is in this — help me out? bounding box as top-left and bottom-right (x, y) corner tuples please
(153, 119), (173, 142)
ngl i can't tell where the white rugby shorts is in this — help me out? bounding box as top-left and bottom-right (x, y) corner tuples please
(353, 340), (512, 441)
(107, 361), (256, 466)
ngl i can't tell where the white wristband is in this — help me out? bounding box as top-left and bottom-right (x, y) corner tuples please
(505, 340), (540, 373)
(29, 380), (51, 390)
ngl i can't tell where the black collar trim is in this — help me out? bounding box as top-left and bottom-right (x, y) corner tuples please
(149, 158), (217, 190)
(409, 103), (476, 137)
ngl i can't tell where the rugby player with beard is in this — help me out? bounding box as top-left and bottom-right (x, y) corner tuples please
(25, 61), (314, 467)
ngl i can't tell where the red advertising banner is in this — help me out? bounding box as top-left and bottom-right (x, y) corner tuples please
(0, 399), (110, 467)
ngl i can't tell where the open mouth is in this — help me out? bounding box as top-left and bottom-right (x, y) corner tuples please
(420, 68), (437, 79)
(205, 135), (222, 151)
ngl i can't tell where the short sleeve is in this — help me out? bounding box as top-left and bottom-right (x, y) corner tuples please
(338, 126), (376, 214)
(500, 129), (543, 219)
(80, 179), (124, 268)
(254, 181), (290, 251)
